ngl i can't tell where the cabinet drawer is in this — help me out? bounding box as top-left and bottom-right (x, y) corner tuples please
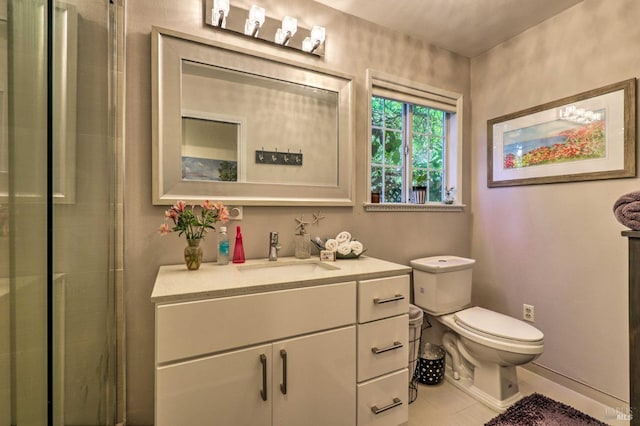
(156, 281), (356, 363)
(358, 275), (409, 323)
(357, 369), (408, 426)
(357, 314), (408, 382)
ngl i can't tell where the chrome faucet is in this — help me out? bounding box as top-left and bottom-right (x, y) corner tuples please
(268, 231), (281, 261)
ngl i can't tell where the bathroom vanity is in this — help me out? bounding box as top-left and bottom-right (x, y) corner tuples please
(151, 256), (411, 426)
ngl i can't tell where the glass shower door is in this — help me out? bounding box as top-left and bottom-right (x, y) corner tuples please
(0, 0), (118, 424)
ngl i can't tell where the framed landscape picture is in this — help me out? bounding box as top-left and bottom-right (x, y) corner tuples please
(487, 78), (636, 187)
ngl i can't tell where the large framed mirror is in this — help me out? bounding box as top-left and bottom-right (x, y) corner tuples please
(151, 27), (355, 206)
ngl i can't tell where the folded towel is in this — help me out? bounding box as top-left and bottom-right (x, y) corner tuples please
(337, 242), (352, 256)
(613, 191), (640, 230)
(349, 240), (364, 255)
(324, 239), (339, 251)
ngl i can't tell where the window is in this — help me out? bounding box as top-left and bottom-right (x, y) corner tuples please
(371, 97), (447, 203)
(366, 70), (463, 210)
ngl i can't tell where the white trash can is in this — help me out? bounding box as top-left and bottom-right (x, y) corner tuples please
(408, 304), (424, 403)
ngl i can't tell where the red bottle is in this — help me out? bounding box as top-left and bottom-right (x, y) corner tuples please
(232, 225), (246, 263)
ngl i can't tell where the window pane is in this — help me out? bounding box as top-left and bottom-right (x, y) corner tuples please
(371, 128), (383, 164)
(371, 165), (383, 193)
(412, 134), (428, 168)
(372, 97), (384, 127)
(385, 130), (403, 166)
(428, 137), (444, 170)
(384, 99), (403, 129)
(384, 167), (402, 203)
(412, 106), (428, 133)
(428, 171), (443, 201)
(429, 110), (444, 136)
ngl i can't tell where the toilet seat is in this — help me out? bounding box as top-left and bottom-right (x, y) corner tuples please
(454, 307), (543, 344)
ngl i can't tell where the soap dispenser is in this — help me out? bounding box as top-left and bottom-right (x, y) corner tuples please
(294, 223), (311, 259)
(232, 226), (246, 264)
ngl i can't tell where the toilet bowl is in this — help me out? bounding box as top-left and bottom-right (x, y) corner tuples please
(411, 256), (544, 412)
(434, 306), (543, 411)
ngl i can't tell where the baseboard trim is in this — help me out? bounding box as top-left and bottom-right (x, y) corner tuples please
(524, 362), (629, 410)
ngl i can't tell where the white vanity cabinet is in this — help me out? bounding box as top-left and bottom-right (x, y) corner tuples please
(152, 256), (412, 426)
(356, 275), (411, 426)
(157, 326), (355, 426)
(154, 281), (357, 426)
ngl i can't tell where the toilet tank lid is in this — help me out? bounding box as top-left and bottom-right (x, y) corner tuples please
(410, 256), (475, 273)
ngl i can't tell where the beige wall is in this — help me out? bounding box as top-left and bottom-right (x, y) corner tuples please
(470, 0), (637, 403)
(124, 0), (471, 423)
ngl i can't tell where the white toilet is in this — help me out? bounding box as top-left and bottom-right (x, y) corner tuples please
(411, 255), (544, 412)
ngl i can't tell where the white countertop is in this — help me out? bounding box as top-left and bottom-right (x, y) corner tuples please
(151, 256), (411, 303)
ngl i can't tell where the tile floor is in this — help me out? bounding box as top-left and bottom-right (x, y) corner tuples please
(408, 367), (630, 425)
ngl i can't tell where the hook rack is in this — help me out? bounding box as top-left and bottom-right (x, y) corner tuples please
(255, 148), (303, 166)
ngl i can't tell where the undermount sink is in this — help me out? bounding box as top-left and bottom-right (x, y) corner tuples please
(236, 259), (341, 275)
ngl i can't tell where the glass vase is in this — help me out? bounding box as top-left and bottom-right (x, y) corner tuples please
(184, 239), (203, 270)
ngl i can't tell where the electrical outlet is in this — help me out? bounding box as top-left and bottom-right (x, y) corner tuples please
(523, 304), (535, 322)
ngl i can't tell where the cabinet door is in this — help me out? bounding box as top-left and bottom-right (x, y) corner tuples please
(156, 344), (272, 426)
(273, 326), (356, 426)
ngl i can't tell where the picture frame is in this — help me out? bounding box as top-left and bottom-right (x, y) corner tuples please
(487, 78), (636, 187)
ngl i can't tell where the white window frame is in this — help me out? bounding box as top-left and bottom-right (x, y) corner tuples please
(365, 69), (464, 212)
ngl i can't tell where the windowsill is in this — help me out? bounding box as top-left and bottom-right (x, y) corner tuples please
(363, 202), (465, 212)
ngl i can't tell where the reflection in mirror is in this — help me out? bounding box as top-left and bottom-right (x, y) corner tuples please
(180, 59), (338, 187)
(181, 116), (240, 182)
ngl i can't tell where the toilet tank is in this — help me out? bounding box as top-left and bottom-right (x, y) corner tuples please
(411, 256), (475, 315)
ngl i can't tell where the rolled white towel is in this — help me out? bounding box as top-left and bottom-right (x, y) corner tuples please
(349, 240), (363, 255)
(336, 231), (352, 243)
(337, 242), (352, 256)
(324, 238), (339, 251)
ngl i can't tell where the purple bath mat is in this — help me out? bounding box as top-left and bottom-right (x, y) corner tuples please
(485, 393), (609, 426)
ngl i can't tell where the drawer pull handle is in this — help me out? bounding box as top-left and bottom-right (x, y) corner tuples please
(280, 349), (287, 395)
(371, 341), (403, 355)
(373, 294), (405, 304)
(259, 354), (267, 401)
(371, 397), (403, 415)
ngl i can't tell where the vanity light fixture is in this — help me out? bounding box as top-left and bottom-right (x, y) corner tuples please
(244, 5), (265, 37)
(212, 0), (230, 28)
(302, 25), (326, 53)
(205, 0), (326, 56)
(275, 16), (297, 46)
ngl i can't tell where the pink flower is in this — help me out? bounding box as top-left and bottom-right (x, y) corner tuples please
(158, 223), (171, 235)
(159, 200), (229, 240)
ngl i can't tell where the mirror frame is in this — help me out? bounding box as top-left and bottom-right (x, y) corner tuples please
(151, 27), (355, 206)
